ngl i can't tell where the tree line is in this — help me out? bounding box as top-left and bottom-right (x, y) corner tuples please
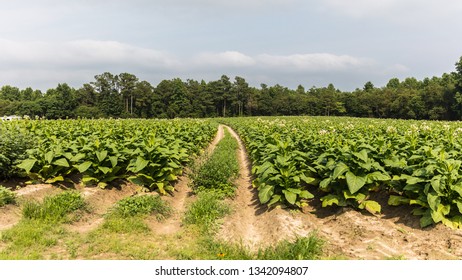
(1, 57), (462, 120)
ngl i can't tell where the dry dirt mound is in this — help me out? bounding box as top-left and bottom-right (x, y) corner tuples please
(218, 126), (462, 259)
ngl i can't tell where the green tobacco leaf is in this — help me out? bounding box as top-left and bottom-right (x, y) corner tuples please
(427, 192), (440, 211)
(388, 195), (410, 206)
(299, 190), (314, 199)
(76, 161), (92, 173)
(321, 194), (341, 207)
(319, 177), (332, 191)
(353, 150), (368, 163)
(17, 159), (37, 173)
(282, 189), (297, 205)
(98, 166), (112, 174)
(299, 174), (316, 185)
(420, 211), (434, 228)
(400, 174), (425, 185)
(451, 183), (462, 197)
(345, 171), (366, 194)
(360, 200), (381, 214)
(109, 156), (118, 168)
(45, 151), (54, 164)
(367, 171), (391, 182)
(45, 176), (64, 183)
(267, 194), (281, 207)
(70, 153), (86, 163)
(53, 158), (69, 167)
(82, 176), (98, 185)
(96, 150), (108, 162)
(133, 156), (149, 173)
(258, 184), (274, 204)
(430, 175), (442, 194)
(332, 162), (349, 179)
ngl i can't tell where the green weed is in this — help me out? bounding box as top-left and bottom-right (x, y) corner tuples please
(0, 185), (16, 207)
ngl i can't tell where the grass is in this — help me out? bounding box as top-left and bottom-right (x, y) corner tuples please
(183, 192), (230, 234)
(101, 194), (172, 234)
(22, 191), (87, 223)
(191, 128), (239, 197)
(0, 185), (16, 207)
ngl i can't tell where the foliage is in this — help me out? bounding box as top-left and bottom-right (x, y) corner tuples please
(0, 124), (33, 179)
(8, 119), (216, 193)
(0, 185), (16, 207)
(256, 234), (324, 260)
(223, 116), (462, 229)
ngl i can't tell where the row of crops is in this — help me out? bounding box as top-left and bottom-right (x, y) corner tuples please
(222, 116), (462, 229)
(0, 119), (217, 193)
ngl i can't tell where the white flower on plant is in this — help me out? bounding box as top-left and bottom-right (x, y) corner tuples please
(386, 126), (397, 134)
(319, 129), (328, 135)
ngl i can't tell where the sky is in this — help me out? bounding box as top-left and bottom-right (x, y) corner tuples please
(0, 0), (461, 91)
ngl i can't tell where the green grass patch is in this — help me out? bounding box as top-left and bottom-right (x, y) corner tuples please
(22, 191), (87, 223)
(0, 185), (16, 207)
(0, 219), (68, 259)
(108, 194), (172, 219)
(192, 129), (239, 197)
(183, 192), (230, 234)
(256, 234), (324, 260)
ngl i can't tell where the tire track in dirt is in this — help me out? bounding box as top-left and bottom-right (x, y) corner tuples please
(147, 124), (225, 235)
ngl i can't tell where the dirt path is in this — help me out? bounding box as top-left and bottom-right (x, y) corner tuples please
(147, 124), (225, 235)
(219, 125), (462, 259)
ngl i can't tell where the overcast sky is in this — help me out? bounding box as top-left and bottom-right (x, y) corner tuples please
(1, 0), (461, 91)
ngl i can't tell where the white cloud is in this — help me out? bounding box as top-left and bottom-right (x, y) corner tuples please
(192, 51), (256, 68)
(321, 0), (462, 20)
(256, 53), (373, 71)
(0, 39), (179, 70)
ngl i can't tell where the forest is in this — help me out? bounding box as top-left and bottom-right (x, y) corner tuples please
(1, 56), (462, 121)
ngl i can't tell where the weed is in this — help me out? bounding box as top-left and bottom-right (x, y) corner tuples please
(0, 185), (16, 207)
(108, 195), (172, 220)
(22, 191), (87, 223)
(184, 192), (230, 233)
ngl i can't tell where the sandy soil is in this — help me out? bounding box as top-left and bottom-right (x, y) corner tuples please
(218, 125), (462, 260)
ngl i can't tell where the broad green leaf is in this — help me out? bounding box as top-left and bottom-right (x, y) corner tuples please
(319, 177), (332, 191)
(258, 185), (274, 204)
(400, 174), (425, 185)
(267, 194), (281, 207)
(17, 159), (37, 173)
(70, 153), (86, 163)
(345, 171), (367, 194)
(282, 189), (297, 205)
(430, 175), (442, 194)
(299, 174), (316, 185)
(332, 162), (349, 179)
(45, 151), (54, 164)
(96, 150), (108, 162)
(132, 156), (149, 173)
(45, 176), (64, 183)
(98, 182), (108, 189)
(343, 190), (366, 202)
(76, 161), (92, 173)
(82, 176), (98, 185)
(53, 158), (69, 167)
(321, 194), (340, 207)
(157, 182), (166, 194)
(360, 200), (381, 214)
(451, 183), (462, 197)
(299, 190), (314, 199)
(420, 211), (434, 228)
(98, 166), (111, 174)
(427, 192), (440, 211)
(388, 195), (410, 206)
(286, 188), (301, 194)
(353, 149), (368, 163)
(109, 156), (118, 168)
(367, 171), (391, 182)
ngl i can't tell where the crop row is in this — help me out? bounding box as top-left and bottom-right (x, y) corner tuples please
(1, 119), (217, 193)
(222, 116), (462, 229)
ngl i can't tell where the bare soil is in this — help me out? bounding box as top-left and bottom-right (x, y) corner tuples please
(218, 125), (462, 260)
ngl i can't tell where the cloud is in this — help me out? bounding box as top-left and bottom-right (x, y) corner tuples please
(256, 53), (373, 71)
(0, 39), (179, 70)
(321, 0), (462, 21)
(192, 51), (256, 68)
